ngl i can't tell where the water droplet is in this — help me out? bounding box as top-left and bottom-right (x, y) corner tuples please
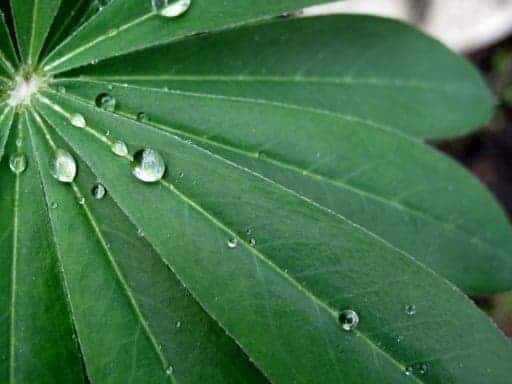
(15, 138), (22, 147)
(165, 365), (174, 375)
(152, 0), (191, 17)
(50, 149), (77, 183)
(92, 183), (107, 200)
(95, 93), (116, 112)
(111, 140), (128, 157)
(9, 153), (27, 174)
(249, 238), (256, 246)
(78, 197), (85, 205)
(51, 202), (58, 209)
(405, 304), (416, 316)
(418, 363), (428, 374)
(227, 238), (238, 249)
(137, 228), (145, 237)
(404, 366), (413, 376)
(70, 113), (86, 128)
(131, 148), (166, 183)
(137, 112), (150, 123)
(338, 309), (359, 331)
(57, 85), (66, 94)
(175, 321), (181, 328)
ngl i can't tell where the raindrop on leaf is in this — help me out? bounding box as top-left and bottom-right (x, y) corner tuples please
(338, 309), (359, 331)
(131, 148), (166, 183)
(50, 149), (77, 183)
(92, 183), (107, 200)
(152, 0), (191, 17)
(9, 153), (27, 174)
(70, 113), (86, 128)
(95, 93), (116, 112)
(111, 140), (128, 157)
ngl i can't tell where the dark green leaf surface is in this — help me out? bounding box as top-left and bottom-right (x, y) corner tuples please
(10, 0), (62, 65)
(32, 90), (512, 383)
(0, 112), (84, 383)
(0, 13), (17, 77)
(61, 15), (494, 139)
(0, 1), (511, 383)
(51, 16), (512, 294)
(41, 0), (332, 74)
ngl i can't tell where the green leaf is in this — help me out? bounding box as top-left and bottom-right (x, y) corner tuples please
(10, 0), (62, 65)
(33, 90), (512, 383)
(0, 111), (85, 383)
(0, 12), (18, 77)
(0, 1), (511, 383)
(52, 16), (511, 294)
(60, 15), (494, 139)
(41, 0), (94, 58)
(25, 110), (268, 384)
(41, 0), (333, 74)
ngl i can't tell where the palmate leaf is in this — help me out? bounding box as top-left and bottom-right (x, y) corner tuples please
(0, 0), (511, 383)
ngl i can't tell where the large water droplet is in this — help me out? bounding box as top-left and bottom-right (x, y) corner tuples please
(338, 309), (359, 331)
(50, 149), (77, 183)
(131, 148), (166, 183)
(92, 183), (107, 200)
(111, 140), (128, 157)
(9, 153), (27, 174)
(70, 113), (86, 128)
(95, 93), (116, 112)
(152, 0), (191, 17)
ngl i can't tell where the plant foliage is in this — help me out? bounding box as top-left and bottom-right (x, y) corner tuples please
(0, 1), (511, 383)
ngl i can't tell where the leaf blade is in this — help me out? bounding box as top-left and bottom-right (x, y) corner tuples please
(34, 91), (512, 384)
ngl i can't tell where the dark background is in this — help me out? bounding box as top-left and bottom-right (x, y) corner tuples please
(440, 40), (512, 338)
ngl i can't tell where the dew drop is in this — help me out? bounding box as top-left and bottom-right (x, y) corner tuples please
(111, 140), (128, 157)
(9, 153), (27, 174)
(404, 366), (413, 376)
(405, 304), (416, 316)
(227, 238), (238, 249)
(51, 202), (58, 209)
(15, 138), (22, 147)
(78, 197), (85, 205)
(165, 365), (174, 375)
(137, 228), (145, 237)
(152, 0), (191, 17)
(92, 183), (107, 200)
(249, 238), (256, 246)
(131, 148), (166, 183)
(175, 321), (181, 328)
(57, 85), (66, 94)
(50, 149), (77, 183)
(70, 113), (86, 128)
(338, 309), (359, 331)
(137, 112), (150, 123)
(95, 93), (116, 112)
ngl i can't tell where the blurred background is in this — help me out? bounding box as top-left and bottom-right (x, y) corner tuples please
(305, 0), (512, 339)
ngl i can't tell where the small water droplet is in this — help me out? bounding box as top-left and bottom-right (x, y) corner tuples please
(9, 153), (27, 174)
(78, 197), (85, 205)
(15, 138), (22, 147)
(404, 366), (413, 376)
(165, 365), (174, 375)
(175, 321), (181, 328)
(227, 238), (238, 249)
(338, 309), (359, 331)
(131, 148), (166, 183)
(92, 183), (107, 200)
(95, 93), (116, 112)
(405, 304), (416, 316)
(70, 113), (86, 128)
(137, 112), (150, 123)
(249, 238), (256, 246)
(51, 202), (58, 209)
(111, 140), (128, 157)
(50, 149), (77, 183)
(152, 0), (191, 17)
(137, 228), (145, 237)
(57, 85), (66, 94)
